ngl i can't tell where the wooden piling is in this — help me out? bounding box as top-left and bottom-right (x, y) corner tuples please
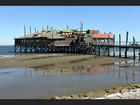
(24, 25), (27, 53)
(47, 25), (49, 30)
(108, 35), (110, 56)
(78, 21), (83, 43)
(113, 35), (115, 57)
(30, 47), (32, 53)
(98, 47), (100, 56)
(29, 26), (31, 35)
(51, 27), (53, 38)
(34, 46), (37, 53)
(133, 36), (136, 60)
(139, 49), (140, 61)
(119, 34), (121, 57)
(125, 31), (128, 58)
(14, 45), (16, 53)
(20, 46), (21, 52)
(34, 27), (36, 33)
(95, 38), (98, 55)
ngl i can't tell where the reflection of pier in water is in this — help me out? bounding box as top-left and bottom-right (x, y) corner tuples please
(23, 61), (140, 82)
(117, 61), (140, 82)
(24, 68), (60, 78)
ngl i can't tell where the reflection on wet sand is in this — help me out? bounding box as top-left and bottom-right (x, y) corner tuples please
(118, 61), (140, 82)
(30, 63), (55, 70)
(29, 64), (115, 76)
(86, 64), (113, 73)
(22, 60), (140, 83)
(0, 71), (11, 75)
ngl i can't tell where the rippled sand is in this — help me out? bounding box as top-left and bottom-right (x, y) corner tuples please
(0, 54), (130, 69)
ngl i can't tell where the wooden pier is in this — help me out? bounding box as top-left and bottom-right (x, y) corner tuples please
(14, 26), (140, 60)
(92, 32), (140, 60)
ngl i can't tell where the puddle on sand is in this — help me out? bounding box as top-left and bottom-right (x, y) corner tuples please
(0, 60), (140, 99)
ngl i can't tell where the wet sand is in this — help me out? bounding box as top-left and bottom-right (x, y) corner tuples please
(0, 54), (130, 69)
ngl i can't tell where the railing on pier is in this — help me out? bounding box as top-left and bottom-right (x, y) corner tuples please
(92, 31), (140, 60)
(115, 41), (140, 46)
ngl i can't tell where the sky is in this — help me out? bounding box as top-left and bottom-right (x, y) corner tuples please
(0, 6), (140, 45)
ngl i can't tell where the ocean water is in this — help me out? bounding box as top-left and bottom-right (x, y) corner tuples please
(0, 45), (15, 57)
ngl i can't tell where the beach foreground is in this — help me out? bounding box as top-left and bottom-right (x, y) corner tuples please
(51, 83), (140, 99)
(1, 54), (140, 99)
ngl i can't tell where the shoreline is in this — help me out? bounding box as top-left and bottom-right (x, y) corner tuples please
(50, 83), (140, 99)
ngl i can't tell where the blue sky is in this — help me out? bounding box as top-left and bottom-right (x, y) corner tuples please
(0, 6), (140, 45)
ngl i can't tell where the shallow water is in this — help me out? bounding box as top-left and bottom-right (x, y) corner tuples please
(0, 60), (140, 99)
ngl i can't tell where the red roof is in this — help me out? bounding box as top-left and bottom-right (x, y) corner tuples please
(90, 30), (99, 34)
(92, 33), (113, 39)
(89, 29), (114, 39)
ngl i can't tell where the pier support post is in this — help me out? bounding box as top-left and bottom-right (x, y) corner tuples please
(34, 27), (36, 33)
(30, 47), (32, 53)
(113, 35), (115, 57)
(125, 32), (128, 58)
(20, 46), (22, 53)
(24, 25), (27, 53)
(108, 35), (110, 56)
(133, 36), (136, 60)
(25, 46), (27, 53)
(95, 38), (98, 55)
(119, 47), (121, 57)
(139, 49), (140, 61)
(119, 34), (121, 57)
(14, 45), (16, 53)
(108, 47), (110, 56)
(98, 47), (100, 56)
(113, 47), (115, 57)
(29, 26), (31, 35)
(34, 46), (37, 53)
